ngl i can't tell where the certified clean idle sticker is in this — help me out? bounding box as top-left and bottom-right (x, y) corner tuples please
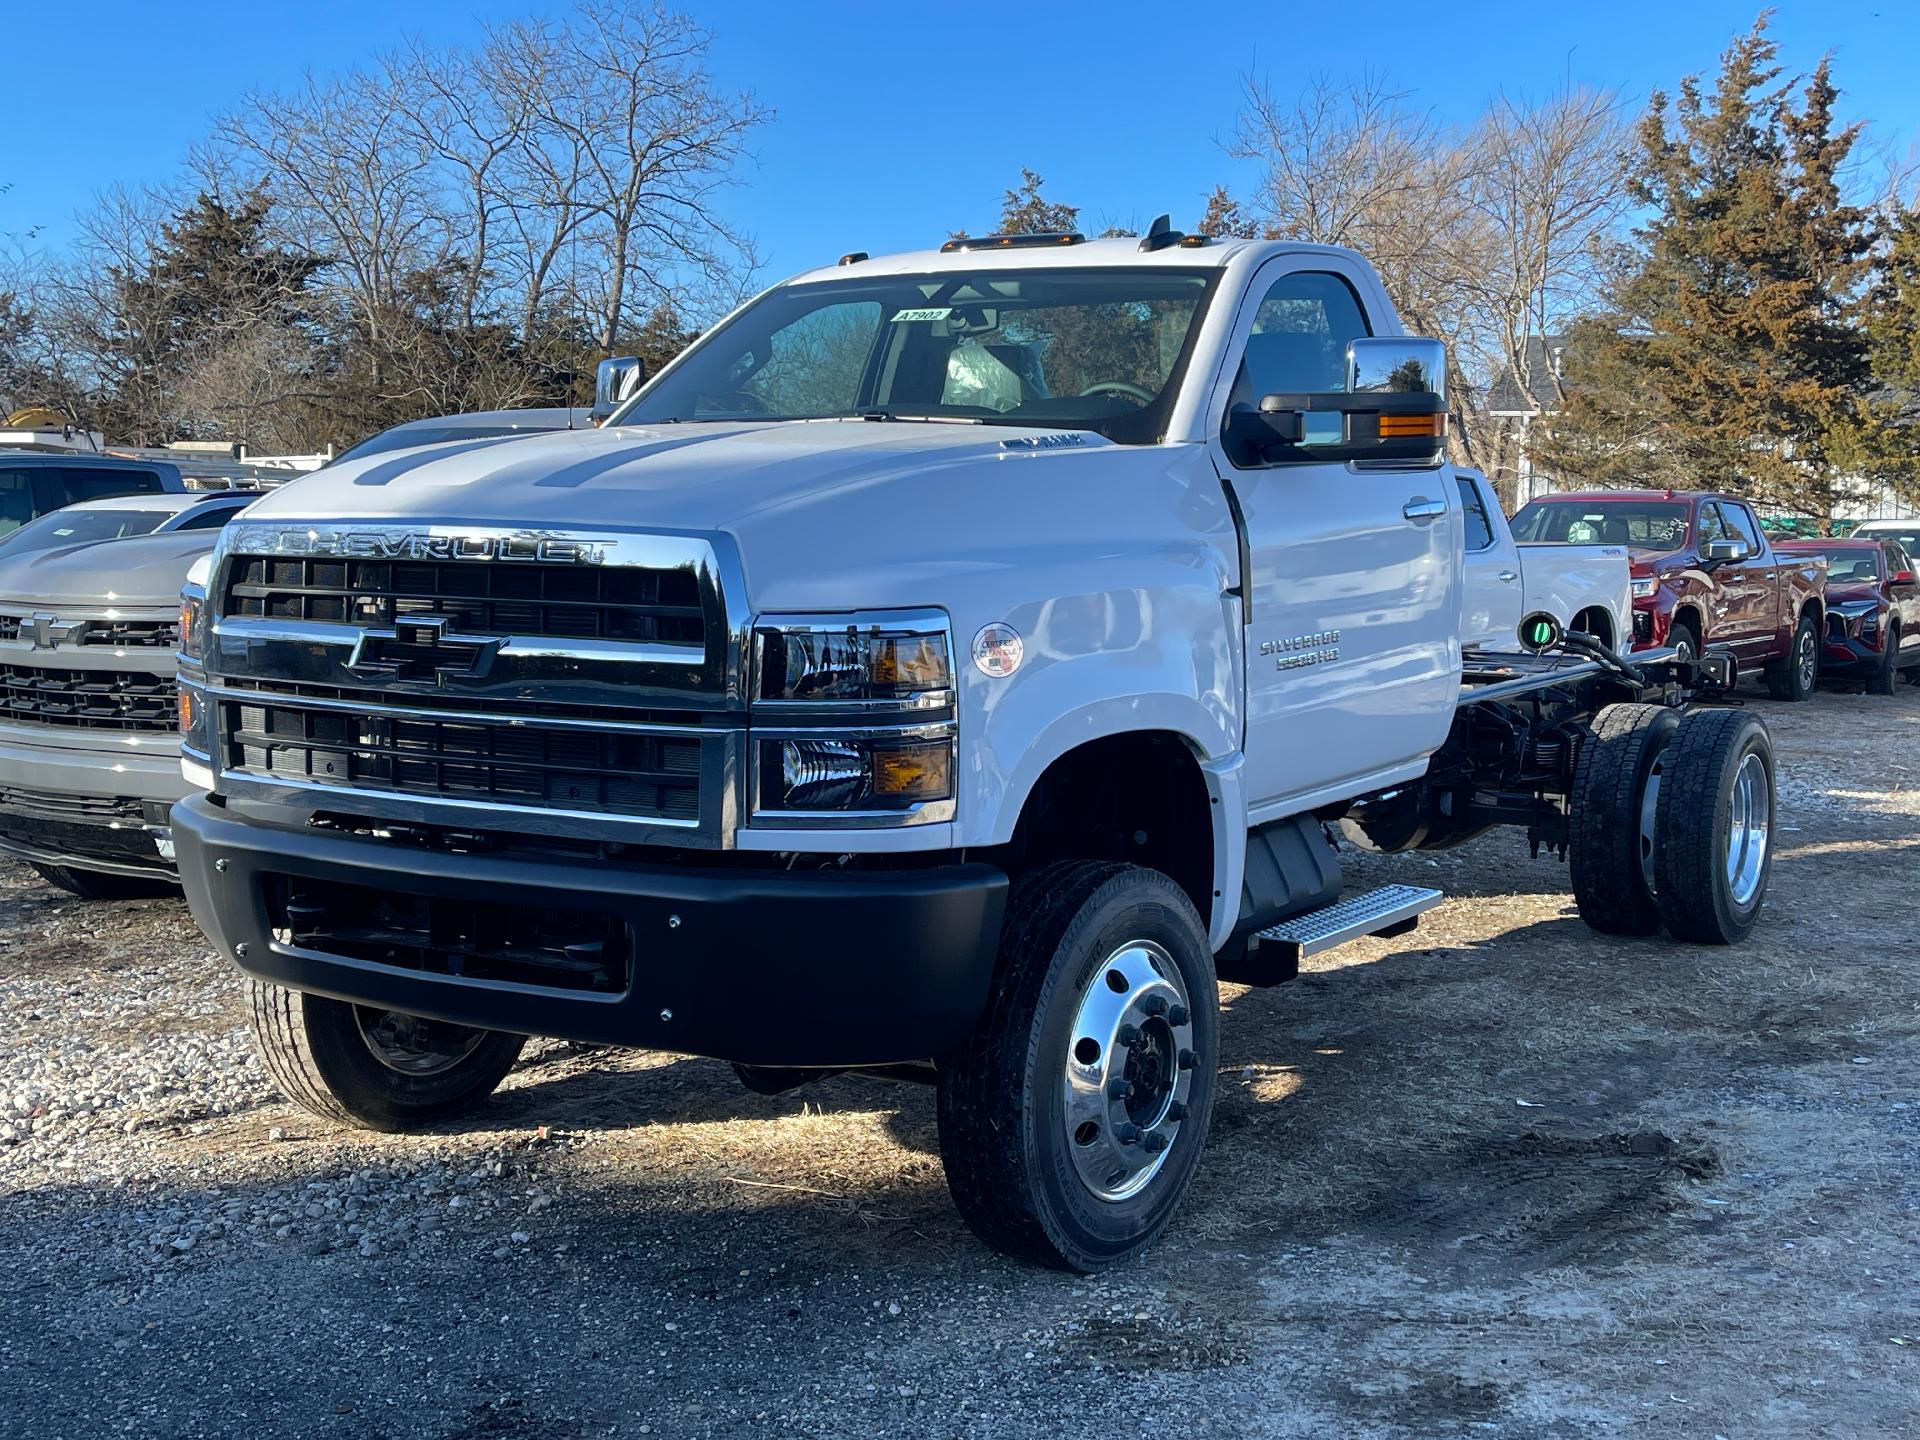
(972, 622), (1024, 678)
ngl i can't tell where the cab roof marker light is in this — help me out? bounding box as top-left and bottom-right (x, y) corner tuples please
(938, 232), (1086, 254)
(838, 251), (869, 266)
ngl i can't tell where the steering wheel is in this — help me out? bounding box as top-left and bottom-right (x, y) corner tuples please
(1078, 380), (1154, 405)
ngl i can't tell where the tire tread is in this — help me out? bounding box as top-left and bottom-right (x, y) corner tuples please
(1568, 703), (1675, 936)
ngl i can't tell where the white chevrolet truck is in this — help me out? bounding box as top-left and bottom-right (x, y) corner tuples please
(173, 224), (1774, 1270)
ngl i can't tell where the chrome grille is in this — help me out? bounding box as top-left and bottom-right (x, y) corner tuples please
(0, 615), (179, 648)
(225, 556), (705, 646)
(0, 664), (174, 731)
(225, 699), (702, 820)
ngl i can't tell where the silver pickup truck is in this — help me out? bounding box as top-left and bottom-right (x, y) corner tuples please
(0, 529), (220, 894)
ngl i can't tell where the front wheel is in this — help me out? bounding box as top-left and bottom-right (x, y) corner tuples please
(937, 862), (1218, 1271)
(1869, 624), (1900, 697)
(246, 980), (527, 1131)
(1764, 614), (1819, 701)
(1653, 709), (1775, 945)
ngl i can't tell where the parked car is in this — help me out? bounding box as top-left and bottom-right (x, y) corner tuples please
(0, 491), (254, 558)
(0, 529), (220, 895)
(329, 407), (582, 466)
(1847, 519), (1920, 556)
(1454, 468), (1628, 653)
(1510, 489), (1827, 699)
(1775, 537), (1920, 692)
(0, 452), (186, 539)
(172, 223), (1772, 1270)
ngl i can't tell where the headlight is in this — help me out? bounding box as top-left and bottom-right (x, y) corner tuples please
(758, 732), (954, 812)
(754, 614), (952, 706)
(1631, 577), (1657, 599)
(179, 553), (213, 661)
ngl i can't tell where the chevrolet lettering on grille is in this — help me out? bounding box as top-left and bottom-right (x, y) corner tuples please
(345, 614), (505, 685)
(225, 528), (608, 565)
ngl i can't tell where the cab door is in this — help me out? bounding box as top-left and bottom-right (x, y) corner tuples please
(1708, 501), (1776, 656)
(1457, 470), (1522, 650)
(1206, 260), (1461, 815)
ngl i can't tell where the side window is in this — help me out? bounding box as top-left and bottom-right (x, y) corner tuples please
(1696, 504), (1729, 545)
(1228, 271), (1372, 411)
(43, 468), (166, 506)
(0, 471), (33, 536)
(711, 300), (883, 418)
(1885, 541), (1912, 578)
(1722, 503), (1763, 551)
(1454, 475), (1496, 552)
(173, 504), (243, 532)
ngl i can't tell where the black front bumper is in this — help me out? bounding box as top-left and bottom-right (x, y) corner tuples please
(173, 795), (1008, 1066)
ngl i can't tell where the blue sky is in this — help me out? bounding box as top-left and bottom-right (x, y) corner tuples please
(3, 0), (1914, 279)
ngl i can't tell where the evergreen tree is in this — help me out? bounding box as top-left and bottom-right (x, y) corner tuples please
(1859, 202), (1920, 490)
(997, 169), (1079, 234)
(1535, 20), (1877, 526)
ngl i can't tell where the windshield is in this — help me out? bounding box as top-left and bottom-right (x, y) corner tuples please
(333, 422), (559, 465)
(616, 267), (1221, 444)
(1511, 500), (1690, 551)
(0, 507), (169, 555)
(1856, 526), (1920, 554)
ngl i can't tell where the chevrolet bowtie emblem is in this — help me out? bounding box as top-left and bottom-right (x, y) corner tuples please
(25, 612), (90, 650)
(345, 614), (504, 685)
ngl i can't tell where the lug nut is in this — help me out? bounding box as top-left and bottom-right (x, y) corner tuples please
(1177, 1049), (1196, 1071)
(1168, 1004), (1191, 1026)
(1116, 1023), (1139, 1045)
(1142, 995), (1168, 1017)
(1105, 1078), (1132, 1100)
(1114, 1123), (1142, 1146)
(1165, 1101), (1188, 1122)
(1142, 1131), (1170, 1154)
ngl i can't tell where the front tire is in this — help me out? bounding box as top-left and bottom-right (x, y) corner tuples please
(1653, 709), (1775, 945)
(246, 980), (527, 1132)
(1569, 703), (1679, 936)
(1869, 623), (1899, 697)
(29, 862), (176, 900)
(936, 862), (1218, 1271)
(1765, 614), (1819, 701)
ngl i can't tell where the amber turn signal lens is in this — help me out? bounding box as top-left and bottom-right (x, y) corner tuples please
(178, 688), (196, 733)
(871, 741), (952, 801)
(869, 635), (949, 690)
(1378, 412), (1446, 438)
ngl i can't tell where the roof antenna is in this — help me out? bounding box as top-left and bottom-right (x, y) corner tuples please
(1138, 214), (1183, 253)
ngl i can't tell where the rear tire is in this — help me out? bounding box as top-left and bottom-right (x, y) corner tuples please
(30, 862), (176, 900)
(1569, 703), (1680, 936)
(936, 861), (1218, 1271)
(1653, 709), (1775, 945)
(246, 979), (526, 1132)
(1869, 623), (1899, 696)
(1764, 614), (1818, 701)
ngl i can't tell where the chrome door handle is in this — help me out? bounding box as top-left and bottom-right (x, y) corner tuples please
(1403, 499), (1446, 522)
(1497, 570), (1519, 583)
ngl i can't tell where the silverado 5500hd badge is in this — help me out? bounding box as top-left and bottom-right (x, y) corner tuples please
(1260, 630), (1341, 670)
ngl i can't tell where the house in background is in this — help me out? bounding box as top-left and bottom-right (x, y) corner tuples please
(1484, 334), (1569, 507)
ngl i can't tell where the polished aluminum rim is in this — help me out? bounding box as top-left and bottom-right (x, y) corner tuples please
(354, 1008), (489, 1077)
(1725, 751), (1770, 908)
(1062, 939), (1194, 1203)
(1796, 626), (1817, 689)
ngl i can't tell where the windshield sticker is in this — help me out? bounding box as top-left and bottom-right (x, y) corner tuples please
(890, 307), (952, 323)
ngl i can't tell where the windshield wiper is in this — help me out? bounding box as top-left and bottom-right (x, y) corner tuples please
(852, 409), (983, 425)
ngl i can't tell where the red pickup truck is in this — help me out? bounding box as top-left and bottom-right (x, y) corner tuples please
(1510, 489), (1827, 700)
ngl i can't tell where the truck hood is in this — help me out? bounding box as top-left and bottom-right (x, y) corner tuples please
(0, 530), (219, 610)
(1627, 549), (1687, 576)
(234, 419), (1180, 612)
(1822, 580), (1879, 605)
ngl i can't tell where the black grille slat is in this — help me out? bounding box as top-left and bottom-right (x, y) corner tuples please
(225, 701), (701, 820)
(225, 556), (705, 646)
(0, 665), (174, 731)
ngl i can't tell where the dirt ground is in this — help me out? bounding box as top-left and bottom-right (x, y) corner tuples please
(1, 688), (1915, 1439)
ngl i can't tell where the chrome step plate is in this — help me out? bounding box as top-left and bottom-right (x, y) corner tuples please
(1255, 884), (1444, 961)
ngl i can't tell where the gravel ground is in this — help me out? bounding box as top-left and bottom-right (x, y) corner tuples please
(2, 689), (1917, 1439)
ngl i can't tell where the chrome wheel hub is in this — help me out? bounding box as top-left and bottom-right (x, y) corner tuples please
(1725, 751), (1770, 908)
(354, 1008), (488, 1077)
(1062, 939), (1195, 1203)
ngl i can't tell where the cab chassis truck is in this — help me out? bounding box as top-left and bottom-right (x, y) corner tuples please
(172, 223), (1774, 1270)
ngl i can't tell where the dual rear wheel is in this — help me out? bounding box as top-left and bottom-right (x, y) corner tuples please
(1569, 704), (1774, 944)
